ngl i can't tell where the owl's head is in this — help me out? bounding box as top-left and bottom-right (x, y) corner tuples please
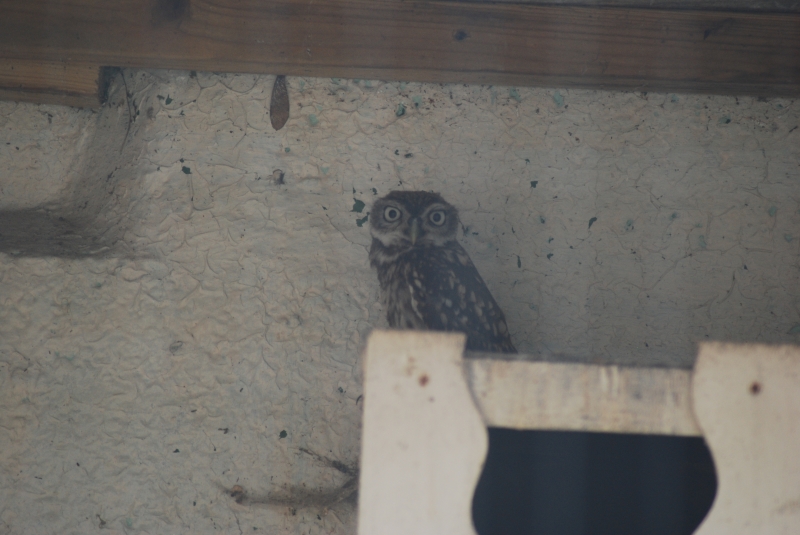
(369, 191), (460, 248)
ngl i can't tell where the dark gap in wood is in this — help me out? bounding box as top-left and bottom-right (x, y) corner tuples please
(472, 428), (717, 535)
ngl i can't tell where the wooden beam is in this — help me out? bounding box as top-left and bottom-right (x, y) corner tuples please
(0, 60), (104, 107)
(457, 0), (800, 13)
(467, 359), (702, 436)
(0, 1), (798, 96)
(360, 330), (486, 535)
(692, 343), (800, 533)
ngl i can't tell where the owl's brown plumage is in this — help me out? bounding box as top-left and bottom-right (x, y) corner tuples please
(369, 191), (516, 353)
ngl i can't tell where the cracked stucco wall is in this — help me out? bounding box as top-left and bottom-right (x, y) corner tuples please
(1, 69), (799, 534)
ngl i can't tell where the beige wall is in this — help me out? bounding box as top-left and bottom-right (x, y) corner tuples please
(1, 69), (798, 533)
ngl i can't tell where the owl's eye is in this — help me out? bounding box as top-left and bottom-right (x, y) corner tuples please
(384, 206), (402, 222)
(428, 210), (446, 226)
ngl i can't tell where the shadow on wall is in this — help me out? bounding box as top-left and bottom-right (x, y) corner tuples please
(0, 69), (134, 258)
(0, 209), (103, 257)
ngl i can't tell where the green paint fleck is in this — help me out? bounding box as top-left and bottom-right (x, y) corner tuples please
(396, 103), (406, 117)
(299, 80), (305, 91)
(509, 88), (521, 102)
(364, 80), (372, 88)
(331, 77), (340, 84)
(517, 255), (521, 268)
(279, 430), (287, 439)
(284, 147), (290, 153)
(125, 518), (133, 528)
(539, 216), (546, 224)
(670, 212), (679, 220)
(530, 181), (538, 188)
(399, 82), (407, 91)
(529, 304), (537, 311)
(670, 94), (679, 102)
(625, 219), (634, 231)
(698, 235), (707, 249)
(785, 234), (793, 243)
(789, 324), (800, 334)
(719, 115), (731, 124)
(181, 166), (191, 174)
(352, 199), (366, 213)
(588, 217), (597, 229)
(157, 95), (164, 101)
(321, 167), (329, 174)
(55, 351), (76, 361)
(356, 215), (369, 227)
(547, 253), (554, 260)
(548, 237), (554, 243)
(552, 91), (564, 107)
(695, 223), (703, 228)
(165, 96), (172, 105)
(372, 188), (378, 195)
(308, 114), (319, 126)
(412, 96), (422, 107)
(93, 282), (102, 289)
(769, 206), (777, 217)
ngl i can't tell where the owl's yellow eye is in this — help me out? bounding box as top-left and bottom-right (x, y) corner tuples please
(428, 210), (446, 226)
(384, 206), (402, 222)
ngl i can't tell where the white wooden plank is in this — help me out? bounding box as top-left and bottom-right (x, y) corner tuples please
(692, 343), (800, 535)
(466, 359), (702, 436)
(358, 330), (487, 535)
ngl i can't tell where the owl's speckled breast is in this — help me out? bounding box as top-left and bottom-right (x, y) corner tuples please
(370, 239), (516, 353)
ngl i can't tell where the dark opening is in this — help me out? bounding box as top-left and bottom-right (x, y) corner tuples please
(472, 428), (717, 535)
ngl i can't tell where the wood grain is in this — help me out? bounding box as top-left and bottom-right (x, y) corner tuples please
(0, 60), (103, 107)
(467, 359), (702, 436)
(0, 0), (798, 97)
(457, 0), (800, 13)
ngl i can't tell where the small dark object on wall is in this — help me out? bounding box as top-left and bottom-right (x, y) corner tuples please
(270, 75), (290, 131)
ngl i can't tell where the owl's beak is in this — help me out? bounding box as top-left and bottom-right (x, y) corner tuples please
(409, 218), (421, 245)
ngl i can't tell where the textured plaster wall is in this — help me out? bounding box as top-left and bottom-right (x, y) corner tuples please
(0, 69), (798, 534)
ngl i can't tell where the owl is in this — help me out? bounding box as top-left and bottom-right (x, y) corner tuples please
(369, 191), (516, 353)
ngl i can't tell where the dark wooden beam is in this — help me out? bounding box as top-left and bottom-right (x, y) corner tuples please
(0, 0), (798, 98)
(0, 60), (104, 107)
(455, 0), (800, 13)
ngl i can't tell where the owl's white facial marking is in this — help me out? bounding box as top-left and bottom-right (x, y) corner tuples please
(369, 194), (459, 256)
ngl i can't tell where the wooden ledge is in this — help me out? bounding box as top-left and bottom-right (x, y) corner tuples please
(0, 0), (798, 107)
(0, 60), (106, 108)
